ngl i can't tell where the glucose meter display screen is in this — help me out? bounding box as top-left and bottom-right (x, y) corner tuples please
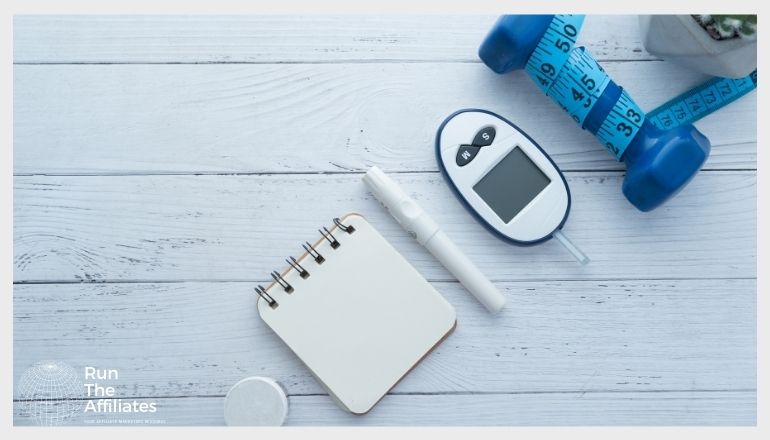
(473, 147), (551, 223)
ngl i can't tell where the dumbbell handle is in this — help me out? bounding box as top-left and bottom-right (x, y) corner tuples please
(482, 15), (644, 160)
(479, 15), (711, 211)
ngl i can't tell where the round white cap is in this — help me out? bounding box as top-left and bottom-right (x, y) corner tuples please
(224, 376), (288, 426)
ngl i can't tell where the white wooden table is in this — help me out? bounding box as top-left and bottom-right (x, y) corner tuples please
(13, 15), (756, 425)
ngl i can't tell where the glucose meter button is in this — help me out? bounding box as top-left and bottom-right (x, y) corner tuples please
(472, 126), (496, 147)
(224, 376), (288, 426)
(456, 145), (481, 167)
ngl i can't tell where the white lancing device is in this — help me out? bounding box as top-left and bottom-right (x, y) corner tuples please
(363, 166), (506, 314)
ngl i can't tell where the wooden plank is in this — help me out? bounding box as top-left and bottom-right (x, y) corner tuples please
(13, 172), (756, 282)
(13, 279), (756, 398)
(13, 391), (756, 426)
(13, 62), (756, 175)
(13, 15), (654, 64)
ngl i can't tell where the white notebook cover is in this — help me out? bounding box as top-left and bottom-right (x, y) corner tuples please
(258, 213), (456, 414)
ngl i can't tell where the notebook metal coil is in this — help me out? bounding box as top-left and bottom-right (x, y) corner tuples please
(255, 217), (356, 308)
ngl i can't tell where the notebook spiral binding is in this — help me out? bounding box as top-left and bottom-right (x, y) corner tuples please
(255, 217), (356, 308)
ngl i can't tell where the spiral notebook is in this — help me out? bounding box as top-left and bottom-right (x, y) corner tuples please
(256, 213), (456, 415)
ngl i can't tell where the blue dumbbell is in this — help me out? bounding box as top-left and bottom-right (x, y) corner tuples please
(479, 15), (710, 212)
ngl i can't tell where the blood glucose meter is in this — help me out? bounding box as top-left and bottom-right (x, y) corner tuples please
(436, 108), (588, 264)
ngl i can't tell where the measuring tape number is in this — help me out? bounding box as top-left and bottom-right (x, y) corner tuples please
(647, 70), (757, 130)
(524, 14), (647, 160)
(525, 15), (586, 95)
(523, 15), (756, 159)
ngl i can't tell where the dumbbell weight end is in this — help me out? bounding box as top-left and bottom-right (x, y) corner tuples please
(479, 14), (711, 212)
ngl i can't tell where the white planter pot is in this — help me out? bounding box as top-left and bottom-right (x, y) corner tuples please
(639, 15), (756, 78)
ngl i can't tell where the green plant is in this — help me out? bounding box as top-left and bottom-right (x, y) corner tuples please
(694, 15), (757, 40)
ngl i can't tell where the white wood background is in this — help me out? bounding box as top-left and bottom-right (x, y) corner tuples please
(12, 15), (756, 425)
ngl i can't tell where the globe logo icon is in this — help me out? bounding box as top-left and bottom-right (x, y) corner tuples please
(18, 361), (83, 426)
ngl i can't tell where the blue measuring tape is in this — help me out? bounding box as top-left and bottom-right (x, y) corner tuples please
(524, 14), (646, 159)
(480, 14), (746, 212)
(523, 15), (757, 160)
(647, 70), (757, 130)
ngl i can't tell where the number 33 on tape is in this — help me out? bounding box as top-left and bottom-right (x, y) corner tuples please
(596, 91), (645, 157)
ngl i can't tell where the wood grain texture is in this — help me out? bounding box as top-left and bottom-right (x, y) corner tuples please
(13, 62), (756, 175)
(12, 15), (757, 426)
(13, 172), (756, 282)
(12, 391), (757, 426)
(13, 15), (654, 64)
(13, 280), (756, 398)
